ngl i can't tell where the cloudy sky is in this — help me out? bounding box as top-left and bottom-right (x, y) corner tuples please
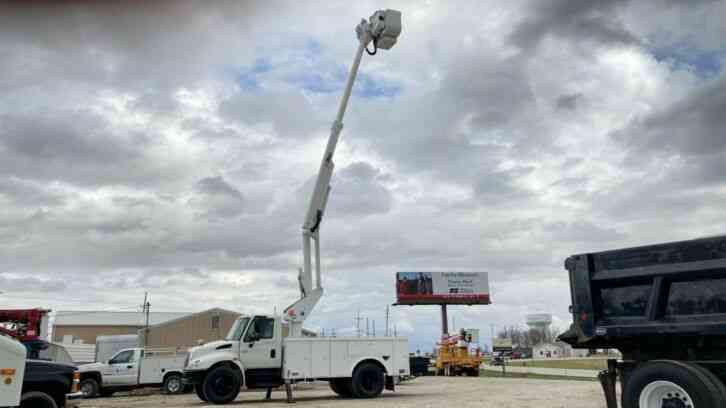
(1, 0), (725, 351)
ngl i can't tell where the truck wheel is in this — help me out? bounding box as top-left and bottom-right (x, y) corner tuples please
(329, 378), (353, 397)
(202, 366), (241, 404)
(164, 373), (184, 394)
(20, 391), (58, 408)
(622, 361), (723, 408)
(351, 362), (385, 398)
(80, 378), (100, 398)
(195, 385), (208, 401)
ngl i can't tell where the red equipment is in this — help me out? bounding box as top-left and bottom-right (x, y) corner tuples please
(0, 309), (50, 341)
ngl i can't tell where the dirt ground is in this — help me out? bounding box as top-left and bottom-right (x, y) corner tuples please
(80, 376), (607, 408)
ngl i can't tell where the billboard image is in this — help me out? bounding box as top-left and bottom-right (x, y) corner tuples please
(395, 272), (490, 305)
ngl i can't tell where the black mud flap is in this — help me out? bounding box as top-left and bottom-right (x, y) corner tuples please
(385, 376), (395, 391)
(598, 359), (618, 408)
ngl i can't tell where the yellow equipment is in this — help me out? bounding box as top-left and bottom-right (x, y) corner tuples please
(435, 329), (483, 376)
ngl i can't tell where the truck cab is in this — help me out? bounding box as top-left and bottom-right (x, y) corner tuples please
(184, 315), (283, 393)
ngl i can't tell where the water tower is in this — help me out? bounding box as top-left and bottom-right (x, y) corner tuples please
(526, 313), (553, 335)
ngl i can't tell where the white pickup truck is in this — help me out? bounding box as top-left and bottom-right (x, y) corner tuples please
(183, 314), (409, 404)
(78, 347), (187, 398)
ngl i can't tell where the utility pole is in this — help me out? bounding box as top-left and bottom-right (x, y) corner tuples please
(142, 292), (150, 348)
(373, 320), (376, 337)
(366, 318), (370, 337)
(354, 310), (363, 337)
(385, 305), (390, 337)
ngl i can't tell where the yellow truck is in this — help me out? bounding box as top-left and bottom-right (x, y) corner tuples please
(435, 330), (483, 376)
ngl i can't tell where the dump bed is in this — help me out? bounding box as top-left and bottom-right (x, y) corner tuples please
(560, 235), (726, 349)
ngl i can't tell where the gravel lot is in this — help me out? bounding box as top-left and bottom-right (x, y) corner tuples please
(80, 376), (607, 408)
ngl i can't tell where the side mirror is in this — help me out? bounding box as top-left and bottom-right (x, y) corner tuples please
(246, 334), (260, 343)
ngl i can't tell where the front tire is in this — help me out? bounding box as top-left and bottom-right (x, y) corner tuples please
(20, 391), (58, 408)
(623, 360), (725, 408)
(163, 373), (184, 394)
(329, 378), (353, 397)
(202, 366), (241, 404)
(80, 378), (100, 398)
(351, 362), (385, 398)
(195, 385), (208, 401)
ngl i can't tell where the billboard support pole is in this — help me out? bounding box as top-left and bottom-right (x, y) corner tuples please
(440, 304), (448, 336)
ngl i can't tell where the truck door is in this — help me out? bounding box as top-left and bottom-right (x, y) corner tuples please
(240, 316), (281, 369)
(106, 349), (140, 386)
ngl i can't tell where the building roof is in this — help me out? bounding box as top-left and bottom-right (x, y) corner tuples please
(54, 311), (188, 327)
(144, 308), (240, 330)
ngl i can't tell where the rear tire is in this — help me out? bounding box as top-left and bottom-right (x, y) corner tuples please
(622, 360), (723, 408)
(80, 378), (100, 398)
(351, 362), (385, 398)
(163, 373), (184, 394)
(195, 385), (208, 402)
(329, 378), (353, 397)
(202, 366), (241, 404)
(20, 391), (58, 408)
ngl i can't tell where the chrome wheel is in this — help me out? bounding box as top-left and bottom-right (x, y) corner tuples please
(167, 377), (181, 393)
(640, 380), (693, 408)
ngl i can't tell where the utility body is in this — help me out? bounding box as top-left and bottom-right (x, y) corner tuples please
(183, 9), (408, 404)
(78, 347), (187, 398)
(560, 234), (726, 408)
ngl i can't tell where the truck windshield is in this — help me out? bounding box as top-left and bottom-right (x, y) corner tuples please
(226, 317), (250, 341)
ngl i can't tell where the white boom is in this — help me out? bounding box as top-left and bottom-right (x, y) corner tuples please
(284, 10), (402, 337)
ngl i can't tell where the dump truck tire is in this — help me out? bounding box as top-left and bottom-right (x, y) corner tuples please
(622, 360), (722, 408)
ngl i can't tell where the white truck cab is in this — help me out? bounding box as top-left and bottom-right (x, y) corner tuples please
(78, 347), (187, 398)
(0, 335), (26, 408)
(183, 314), (408, 404)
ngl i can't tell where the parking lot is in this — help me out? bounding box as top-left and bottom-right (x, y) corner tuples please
(80, 376), (607, 408)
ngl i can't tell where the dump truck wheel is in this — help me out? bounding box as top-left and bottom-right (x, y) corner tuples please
(622, 360), (721, 408)
(351, 362), (385, 398)
(329, 378), (353, 397)
(20, 391), (58, 408)
(202, 366), (241, 404)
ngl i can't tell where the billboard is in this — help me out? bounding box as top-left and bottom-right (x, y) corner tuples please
(395, 272), (490, 305)
(492, 338), (513, 352)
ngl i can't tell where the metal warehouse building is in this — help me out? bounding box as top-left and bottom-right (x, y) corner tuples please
(139, 308), (241, 349)
(53, 311), (187, 344)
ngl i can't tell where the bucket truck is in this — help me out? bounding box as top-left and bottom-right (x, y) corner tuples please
(182, 10), (409, 404)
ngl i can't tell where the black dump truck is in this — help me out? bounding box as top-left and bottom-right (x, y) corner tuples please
(559, 235), (726, 408)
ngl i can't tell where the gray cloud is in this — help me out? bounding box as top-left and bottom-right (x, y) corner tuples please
(0, 0), (724, 350)
(510, 0), (640, 52)
(555, 93), (583, 110)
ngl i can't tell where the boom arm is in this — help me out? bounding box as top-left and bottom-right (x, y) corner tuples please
(284, 10), (402, 337)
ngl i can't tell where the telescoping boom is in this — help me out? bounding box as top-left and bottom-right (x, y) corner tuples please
(283, 10), (402, 337)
